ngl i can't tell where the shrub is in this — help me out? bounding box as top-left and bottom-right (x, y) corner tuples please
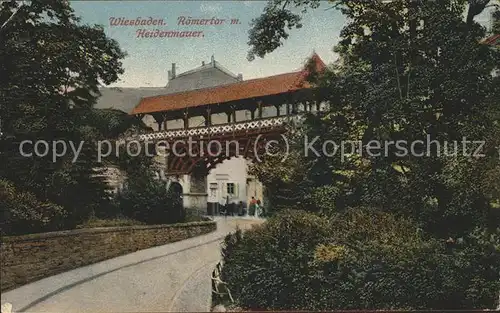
(438, 227), (500, 309)
(220, 208), (500, 310)
(184, 209), (204, 222)
(322, 209), (499, 310)
(117, 177), (184, 224)
(0, 179), (68, 236)
(220, 210), (332, 310)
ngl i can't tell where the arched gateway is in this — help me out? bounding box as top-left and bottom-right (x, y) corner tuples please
(128, 53), (327, 214)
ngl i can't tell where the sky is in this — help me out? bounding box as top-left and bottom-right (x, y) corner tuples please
(69, 0), (497, 88)
(70, 0), (345, 87)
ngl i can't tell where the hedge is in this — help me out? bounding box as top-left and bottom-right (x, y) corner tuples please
(220, 209), (500, 310)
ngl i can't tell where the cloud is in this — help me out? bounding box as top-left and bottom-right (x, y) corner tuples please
(199, 3), (223, 14)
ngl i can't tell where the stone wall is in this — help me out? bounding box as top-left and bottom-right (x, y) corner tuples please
(0, 220), (216, 292)
(93, 165), (127, 194)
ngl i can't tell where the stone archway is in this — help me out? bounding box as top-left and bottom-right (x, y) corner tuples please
(167, 181), (184, 221)
(170, 181), (183, 195)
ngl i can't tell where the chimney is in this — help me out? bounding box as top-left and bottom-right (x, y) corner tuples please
(211, 55), (215, 66)
(202, 61), (205, 66)
(171, 63), (176, 78)
(237, 73), (243, 81)
(168, 70), (172, 80)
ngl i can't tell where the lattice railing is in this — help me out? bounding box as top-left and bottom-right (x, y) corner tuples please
(212, 261), (234, 304)
(136, 116), (300, 141)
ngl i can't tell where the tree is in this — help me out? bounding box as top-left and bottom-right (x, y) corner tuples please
(250, 0), (500, 238)
(0, 0), (127, 226)
(493, 7), (500, 34)
(0, 179), (67, 235)
(246, 0), (495, 61)
(233, 1), (500, 309)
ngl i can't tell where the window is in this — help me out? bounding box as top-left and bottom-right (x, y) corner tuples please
(227, 183), (235, 195)
(210, 183), (217, 197)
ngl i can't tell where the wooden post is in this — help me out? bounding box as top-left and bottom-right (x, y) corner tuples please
(275, 104), (280, 117)
(152, 113), (164, 131)
(231, 105), (236, 123)
(258, 101), (263, 118)
(135, 114), (144, 121)
(250, 108), (255, 120)
(183, 109), (189, 129)
(205, 107), (211, 126)
(162, 113), (168, 130)
(286, 103), (290, 115)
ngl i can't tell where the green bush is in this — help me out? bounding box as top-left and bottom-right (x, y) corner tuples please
(184, 209), (204, 222)
(0, 179), (68, 236)
(220, 209), (500, 310)
(439, 227), (500, 309)
(117, 177), (184, 224)
(220, 210), (332, 310)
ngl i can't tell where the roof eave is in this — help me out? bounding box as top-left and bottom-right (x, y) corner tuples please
(129, 87), (314, 116)
(131, 54), (326, 115)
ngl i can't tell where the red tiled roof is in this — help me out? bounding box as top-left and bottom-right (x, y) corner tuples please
(130, 53), (326, 115)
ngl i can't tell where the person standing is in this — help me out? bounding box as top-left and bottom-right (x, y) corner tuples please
(249, 197), (256, 216)
(238, 201), (244, 216)
(254, 199), (260, 218)
(225, 195), (231, 217)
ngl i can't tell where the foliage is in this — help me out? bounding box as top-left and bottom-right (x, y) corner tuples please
(183, 210), (205, 223)
(247, 0), (494, 61)
(221, 209), (500, 310)
(240, 0), (500, 310)
(114, 140), (158, 178)
(250, 0), (500, 239)
(491, 3), (500, 35)
(83, 109), (149, 140)
(0, 179), (67, 236)
(76, 215), (145, 229)
(222, 227), (244, 260)
(220, 210), (333, 310)
(110, 139), (178, 224)
(246, 1), (311, 61)
(494, 8), (500, 34)
(251, 151), (313, 212)
(117, 175), (184, 225)
(0, 0), (128, 226)
(442, 226), (500, 308)
(250, 114), (338, 213)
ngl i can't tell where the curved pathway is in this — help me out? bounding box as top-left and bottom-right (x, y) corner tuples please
(1, 217), (264, 313)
